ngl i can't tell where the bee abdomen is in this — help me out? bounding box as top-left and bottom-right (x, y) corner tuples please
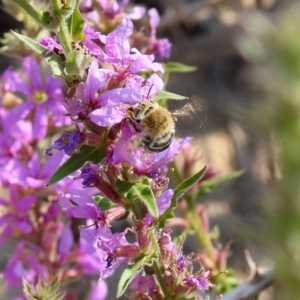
(144, 132), (174, 153)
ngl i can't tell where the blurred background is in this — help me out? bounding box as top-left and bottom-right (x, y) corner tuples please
(1, 0), (300, 299)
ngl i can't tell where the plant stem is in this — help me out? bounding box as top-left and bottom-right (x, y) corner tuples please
(170, 160), (215, 262)
(51, 0), (72, 54)
(58, 18), (72, 54)
(153, 259), (169, 297)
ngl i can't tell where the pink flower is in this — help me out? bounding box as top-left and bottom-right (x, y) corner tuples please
(3, 57), (70, 140)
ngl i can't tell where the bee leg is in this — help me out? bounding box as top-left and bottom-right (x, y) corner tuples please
(126, 114), (141, 132)
(140, 136), (151, 148)
(133, 122), (141, 132)
(128, 121), (141, 132)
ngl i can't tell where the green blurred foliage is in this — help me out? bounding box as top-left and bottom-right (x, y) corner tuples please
(238, 4), (300, 299)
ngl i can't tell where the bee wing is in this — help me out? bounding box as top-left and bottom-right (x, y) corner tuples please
(171, 96), (206, 134)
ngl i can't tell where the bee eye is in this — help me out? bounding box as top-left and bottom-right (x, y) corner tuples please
(136, 119), (140, 123)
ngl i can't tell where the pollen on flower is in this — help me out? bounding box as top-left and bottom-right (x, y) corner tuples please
(33, 91), (48, 103)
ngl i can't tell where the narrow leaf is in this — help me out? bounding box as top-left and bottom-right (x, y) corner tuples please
(22, 278), (34, 294)
(153, 90), (187, 102)
(116, 179), (158, 218)
(39, 277), (46, 289)
(159, 166), (206, 226)
(11, 0), (43, 25)
(47, 145), (105, 185)
(11, 31), (64, 77)
(164, 62), (197, 73)
(67, 5), (85, 41)
(117, 256), (148, 298)
(173, 166), (207, 201)
(197, 170), (244, 196)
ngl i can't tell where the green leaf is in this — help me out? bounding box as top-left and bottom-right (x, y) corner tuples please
(39, 277), (46, 290)
(173, 166), (207, 202)
(159, 166), (206, 226)
(47, 145), (105, 185)
(117, 256), (148, 297)
(65, 50), (91, 77)
(94, 195), (115, 210)
(116, 178), (158, 218)
(22, 278), (34, 295)
(67, 5), (85, 41)
(215, 268), (238, 293)
(197, 170), (244, 196)
(164, 62), (197, 73)
(153, 90), (187, 102)
(11, 31), (64, 77)
(11, 0), (43, 25)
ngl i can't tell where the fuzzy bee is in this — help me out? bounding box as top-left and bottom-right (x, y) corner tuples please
(128, 96), (204, 153)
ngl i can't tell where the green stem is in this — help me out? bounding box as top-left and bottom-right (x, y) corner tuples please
(185, 194), (215, 261)
(169, 160), (182, 185)
(51, 0), (72, 54)
(153, 260), (169, 298)
(170, 160), (215, 263)
(50, 0), (61, 17)
(149, 231), (170, 298)
(57, 18), (72, 54)
(11, 0), (43, 24)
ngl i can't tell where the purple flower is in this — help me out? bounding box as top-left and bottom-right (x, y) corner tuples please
(0, 131), (30, 167)
(59, 189), (112, 243)
(0, 67), (22, 119)
(98, 0), (129, 18)
(94, 228), (131, 279)
(59, 189), (103, 220)
(158, 229), (178, 255)
(110, 122), (192, 174)
(80, 0), (128, 24)
(0, 151), (81, 194)
(0, 66), (22, 93)
(78, 164), (100, 187)
(5, 242), (48, 288)
(196, 276), (210, 292)
(4, 57), (71, 140)
(84, 19), (164, 89)
(58, 223), (74, 259)
(39, 36), (63, 54)
(130, 274), (156, 294)
(182, 275), (210, 292)
(65, 59), (140, 126)
(177, 256), (186, 271)
(88, 280), (108, 300)
(76, 238), (103, 274)
(143, 189), (173, 224)
(0, 186), (36, 243)
(80, 0), (145, 25)
(157, 189), (173, 215)
(126, 5), (146, 20)
(2, 118), (33, 143)
(148, 8), (172, 59)
(46, 131), (83, 156)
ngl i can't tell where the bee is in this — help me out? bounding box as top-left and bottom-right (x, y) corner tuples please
(128, 96), (204, 153)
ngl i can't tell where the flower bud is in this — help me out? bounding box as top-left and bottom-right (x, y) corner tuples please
(113, 245), (141, 258)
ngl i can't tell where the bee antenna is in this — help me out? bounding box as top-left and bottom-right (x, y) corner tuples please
(146, 84), (154, 99)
